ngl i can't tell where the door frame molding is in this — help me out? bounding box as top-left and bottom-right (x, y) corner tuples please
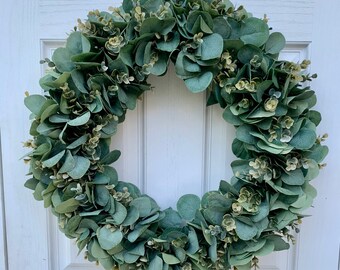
(0, 130), (8, 270)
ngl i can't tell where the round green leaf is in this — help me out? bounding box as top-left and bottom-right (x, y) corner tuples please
(213, 16), (231, 39)
(24, 95), (47, 115)
(265, 32), (286, 54)
(52, 47), (75, 72)
(140, 17), (176, 35)
(42, 150), (65, 168)
(186, 11), (213, 34)
(184, 72), (213, 93)
(177, 194), (200, 221)
(68, 111), (91, 126)
(238, 44), (263, 64)
(156, 32), (180, 52)
(68, 156), (90, 179)
(100, 150), (121, 165)
(112, 201), (128, 225)
(159, 208), (185, 229)
(281, 169), (305, 186)
(97, 227), (123, 250)
(162, 253), (180, 265)
(90, 239), (109, 259)
(290, 128), (317, 150)
(235, 219), (258, 241)
(130, 197), (152, 218)
(200, 33), (223, 60)
(149, 256), (163, 270)
(66, 32), (91, 55)
(94, 185), (110, 206)
(55, 198), (80, 214)
(240, 17), (269, 46)
(122, 205), (140, 226)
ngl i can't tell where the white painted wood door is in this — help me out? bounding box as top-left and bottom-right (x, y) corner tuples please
(1, 0), (339, 269)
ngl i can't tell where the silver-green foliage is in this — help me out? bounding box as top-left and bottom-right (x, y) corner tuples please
(23, 0), (328, 269)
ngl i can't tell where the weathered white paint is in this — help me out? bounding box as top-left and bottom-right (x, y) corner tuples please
(1, 0), (339, 269)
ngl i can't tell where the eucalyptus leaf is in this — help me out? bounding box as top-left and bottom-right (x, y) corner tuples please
(68, 112), (91, 126)
(281, 169), (305, 186)
(304, 160), (319, 181)
(122, 205), (140, 226)
(33, 182), (45, 201)
(232, 139), (252, 159)
(235, 219), (258, 241)
(184, 72), (213, 93)
(236, 125), (258, 144)
(186, 11), (213, 34)
(150, 52), (169, 76)
(162, 253), (180, 265)
(187, 227), (199, 254)
(304, 144), (328, 163)
(112, 201), (128, 225)
(267, 235), (290, 251)
(55, 198), (79, 214)
(200, 34), (223, 60)
(58, 150), (75, 173)
(67, 134), (89, 150)
(79, 209), (102, 217)
(208, 237), (218, 262)
(223, 107), (244, 125)
(42, 150), (65, 168)
(127, 224), (149, 242)
(97, 227), (123, 250)
(90, 239), (109, 259)
(159, 208), (185, 229)
(71, 70), (88, 93)
(290, 128), (317, 150)
(213, 16), (231, 39)
(100, 150), (121, 165)
(66, 32), (91, 55)
(265, 32), (286, 54)
(203, 208), (224, 225)
(40, 104), (59, 122)
(130, 197), (152, 218)
(101, 166), (118, 185)
(240, 17), (269, 46)
(254, 241), (275, 257)
(177, 194), (200, 221)
(251, 200), (269, 222)
(183, 57), (201, 73)
(52, 48), (75, 72)
(119, 43), (135, 67)
(24, 95), (47, 116)
(68, 156), (90, 179)
(149, 256), (163, 270)
(275, 210), (298, 230)
(219, 180), (239, 196)
(238, 44), (263, 64)
(122, 0), (133, 12)
(95, 185), (110, 207)
(140, 17), (176, 35)
(157, 32), (180, 52)
(139, 212), (160, 225)
(24, 178), (39, 190)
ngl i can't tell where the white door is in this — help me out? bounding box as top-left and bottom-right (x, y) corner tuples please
(1, 0), (339, 269)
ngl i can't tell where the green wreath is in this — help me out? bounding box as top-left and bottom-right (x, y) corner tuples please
(23, 0), (328, 269)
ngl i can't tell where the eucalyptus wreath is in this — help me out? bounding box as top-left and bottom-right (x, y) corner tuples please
(23, 0), (328, 269)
